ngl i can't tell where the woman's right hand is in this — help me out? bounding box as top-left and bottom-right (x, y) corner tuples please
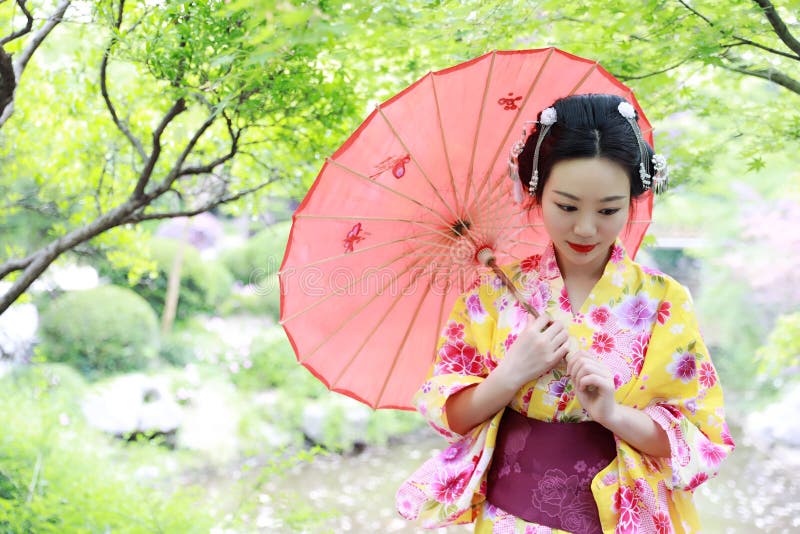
(497, 313), (570, 389)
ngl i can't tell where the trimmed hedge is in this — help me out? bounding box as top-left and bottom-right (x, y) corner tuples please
(38, 285), (159, 378)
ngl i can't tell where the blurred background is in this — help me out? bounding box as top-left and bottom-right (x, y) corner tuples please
(1, 0), (798, 532)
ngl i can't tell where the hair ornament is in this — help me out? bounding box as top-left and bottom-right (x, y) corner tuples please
(616, 101), (669, 195)
(528, 107), (557, 197)
(507, 121), (536, 204)
(651, 153), (669, 194)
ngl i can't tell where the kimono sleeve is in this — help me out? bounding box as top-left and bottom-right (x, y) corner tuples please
(413, 281), (497, 443)
(636, 281), (735, 492)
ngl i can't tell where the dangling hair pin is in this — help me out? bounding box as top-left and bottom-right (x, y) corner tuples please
(617, 102), (669, 194)
(529, 107), (557, 197)
(508, 120), (536, 204)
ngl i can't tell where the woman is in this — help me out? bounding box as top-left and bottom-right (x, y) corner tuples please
(396, 94), (734, 533)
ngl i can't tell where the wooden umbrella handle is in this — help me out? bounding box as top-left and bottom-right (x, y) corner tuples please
(480, 250), (596, 394)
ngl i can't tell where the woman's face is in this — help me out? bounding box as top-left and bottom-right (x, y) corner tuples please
(541, 157), (631, 278)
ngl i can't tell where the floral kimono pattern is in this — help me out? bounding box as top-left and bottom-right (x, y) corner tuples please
(396, 240), (734, 533)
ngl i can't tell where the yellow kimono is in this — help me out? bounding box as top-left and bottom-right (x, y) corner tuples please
(396, 241), (734, 533)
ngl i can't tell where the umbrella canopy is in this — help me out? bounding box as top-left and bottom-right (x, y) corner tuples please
(279, 48), (655, 410)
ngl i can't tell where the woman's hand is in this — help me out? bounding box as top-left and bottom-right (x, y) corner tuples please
(497, 313), (570, 391)
(565, 350), (617, 425)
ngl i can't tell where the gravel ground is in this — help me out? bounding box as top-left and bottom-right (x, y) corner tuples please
(268, 424), (800, 534)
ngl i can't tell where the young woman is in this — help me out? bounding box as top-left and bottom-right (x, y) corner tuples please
(396, 94), (734, 533)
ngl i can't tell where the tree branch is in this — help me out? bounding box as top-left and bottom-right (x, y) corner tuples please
(0, 0), (34, 46)
(677, 0), (715, 27)
(721, 63), (800, 95)
(101, 0), (147, 161)
(131, 97), (187, 199)
(144, 110), (219, 197)
(724, 37), (800, 61)
(617, 58), (691, 81)
(0, 195), (149, 312)
(126, 181), (275, 223)
(177, 115), (240, 177)
(0, 0), (71, 128)
(752, 0), (800, 57)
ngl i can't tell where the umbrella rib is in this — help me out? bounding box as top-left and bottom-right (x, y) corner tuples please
(278, 229), (443, 271)
(294, 213), (459, 244)
(430, 73), (461, 216)
(375, 106), (462, 227)
(295, 244), (445, 365)
(281, 245), (427, 325)
(473, 48), (556, 207)
(463, 51), (498, 211)
(567, 62), (599, 96)
(327, 158), (457, 232)
(330, 261), (433, 390)
(470, 178), (522, 243)
(281, 239), (447, 332)
(374, 278), (436, 407)
(508, 238), (550, 248)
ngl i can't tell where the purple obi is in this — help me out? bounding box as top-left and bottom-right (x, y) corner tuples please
(486, 408), (616, 534)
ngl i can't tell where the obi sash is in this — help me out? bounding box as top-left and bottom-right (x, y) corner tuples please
(486, 408), (617, 534)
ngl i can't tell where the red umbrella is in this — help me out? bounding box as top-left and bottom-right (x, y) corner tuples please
(279, 48), (654, 410)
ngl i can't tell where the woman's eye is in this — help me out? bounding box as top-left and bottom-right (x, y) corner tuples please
(599, 208), (621, 215)
(556, 204), (577, 212)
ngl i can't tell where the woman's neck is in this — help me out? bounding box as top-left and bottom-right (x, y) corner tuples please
(555, 247), (611, 283)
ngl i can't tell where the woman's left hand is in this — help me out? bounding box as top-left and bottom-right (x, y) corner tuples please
(565, 350), (618, 425)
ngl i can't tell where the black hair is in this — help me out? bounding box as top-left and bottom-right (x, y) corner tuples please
(518, 93), (655, 204)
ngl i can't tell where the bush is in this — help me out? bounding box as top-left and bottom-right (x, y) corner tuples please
(231, 330), (325, 398)
(219, 275), (281, 319)
(102, 237), (234, 321)
(0, 370), (215, 533)
(38, 285), (159, 378)
(756, 312), (800, 392)
(220, 221), (291, 284)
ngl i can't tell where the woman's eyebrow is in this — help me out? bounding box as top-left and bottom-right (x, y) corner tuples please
(553, 190), (627, 202)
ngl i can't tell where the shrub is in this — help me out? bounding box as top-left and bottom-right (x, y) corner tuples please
(220, 221), (291, 284)
(103, 237), (234, 321)
(218, 275), (281, 320)
(231, 330), (325, 398)
(38, 285), (159, 378)
(0, 369), (215, 532)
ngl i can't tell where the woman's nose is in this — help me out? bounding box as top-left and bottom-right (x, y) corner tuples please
(574, 215), (596, 237)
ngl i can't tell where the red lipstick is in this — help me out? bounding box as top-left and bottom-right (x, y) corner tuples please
(568, 242), (596, 253)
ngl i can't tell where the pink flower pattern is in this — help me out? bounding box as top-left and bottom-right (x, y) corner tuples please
(698, 361), (717, 388)
(589, 305), (611, 326)
(444, 321), (465, 340)
(591, 331), (616, 355)
(657, 301), (671, 324)
(559, 286), (571, 312)
(699, 439), (726, 468)
(435, 341), (482, 376)
(667, 351), (697, 383)
(431, 466), (472, 504)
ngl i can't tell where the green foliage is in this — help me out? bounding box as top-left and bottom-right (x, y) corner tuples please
(102, 237), (234, 321)
(231, 330), (324, 397)
(220, 221), (291, 284)
(218, 281), (281, 319)
(0, 366), (215, 533)
(38, 286), (159, 378)
(158, 330), (198, 367)
(757, 312), (800, 389)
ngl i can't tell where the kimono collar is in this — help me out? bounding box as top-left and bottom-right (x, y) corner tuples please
(537, 238), (631, 283)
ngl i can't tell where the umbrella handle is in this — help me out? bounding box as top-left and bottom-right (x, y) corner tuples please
(483, 257), (540, 319)
(482, 253), (597, 394)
